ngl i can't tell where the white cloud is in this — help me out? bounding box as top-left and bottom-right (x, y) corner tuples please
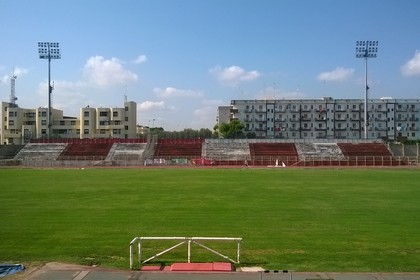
(401, 51), (420, 76)
(0, 67), (29, 85)
(137, 100), (166, 111)
(83, 56), (138, 87)
(132, 54), (148, 64)
(256, 86), (307, 100)
(13, 67), (29, 77)
(316, 67), (354, 82)
(153, 87), (203, 98)
(209, 65), (260, 86)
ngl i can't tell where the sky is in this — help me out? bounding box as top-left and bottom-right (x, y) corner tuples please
(1, 0), (420, 131)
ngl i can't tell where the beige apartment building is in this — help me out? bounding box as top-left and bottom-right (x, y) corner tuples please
(0, 101), (137, 144)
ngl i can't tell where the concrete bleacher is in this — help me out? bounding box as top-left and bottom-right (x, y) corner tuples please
(14, 143), (67, 160)
(107, 143), (147, 160)
(388, 143), (419, 157)
(154, 139), (203, 158)
(203, 139), (250, 160)
(58, 143), (113, 160)
(296, 143), (346, 160)
(249, 142), (298, 157)
(337, 142), (392, 157)
(0, 145), (25, 159)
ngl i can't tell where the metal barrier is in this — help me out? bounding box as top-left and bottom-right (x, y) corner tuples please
(129, 236), (242, 269)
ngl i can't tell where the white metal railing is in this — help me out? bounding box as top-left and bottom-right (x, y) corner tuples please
(129, 236), (242, 269)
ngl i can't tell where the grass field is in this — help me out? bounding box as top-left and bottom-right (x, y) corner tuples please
(0, 167), (419, 272)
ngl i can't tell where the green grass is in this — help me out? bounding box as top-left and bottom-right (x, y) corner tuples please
(0, 168), (419, 271)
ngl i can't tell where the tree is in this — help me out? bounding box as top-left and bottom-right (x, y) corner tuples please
(219, 119), (245, 138)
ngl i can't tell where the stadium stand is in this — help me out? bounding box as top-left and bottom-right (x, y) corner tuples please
(296, 143), (346, 159)
(107, 143), (147, 160)
(58, 143), (113, 160)
(249, 142), (298, 166)
(203, 139), (250, 165)
(14, 143), (67, 160)
(0, 145), (24, 159)
(154, 139), (203, 158)
(337, 142), (391, 157)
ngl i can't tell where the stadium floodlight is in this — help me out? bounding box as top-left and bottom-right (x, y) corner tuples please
(356, 40), (379, 139)
(38, 42), (61, 137)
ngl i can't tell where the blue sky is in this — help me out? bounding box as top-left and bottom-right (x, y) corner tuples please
(1, 0), (420, 131)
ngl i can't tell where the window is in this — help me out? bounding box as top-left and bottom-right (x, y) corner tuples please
(84, 111), (89, 117)
(100, 129), (106, 134)
(99, 111), (108, 117)
(41, 129), (46, 135)
(113, 111), (118, 117)
(41, 120), (47, 126)
(115, 121), (121, 125)
(8, 120), (14, 126)
(42, 111), (47, 117)
(84, 129), (89, 134)
(84, 120), (89, 125)
(60, 121), (65, 125)
(71, 121), (76, 125)
(125, 107), (128, 111)
(125, 117), (128, 121)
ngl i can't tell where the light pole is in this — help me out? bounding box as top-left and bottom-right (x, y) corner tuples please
(38, 42), (61, 137)
(356, 40), (378, 139)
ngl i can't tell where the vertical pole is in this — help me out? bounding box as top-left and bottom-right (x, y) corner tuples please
(138, 240), (142, 267)
(188, 240), (191, 263)
(237, 240), (241, 263)
(48, 43), (52, 138)
(364, 56), (368, 139)
(129, 244), (133, 269)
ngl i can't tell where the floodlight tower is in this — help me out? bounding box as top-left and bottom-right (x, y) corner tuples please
(38, 42), (61, 137)
(355, 40), (378, 139)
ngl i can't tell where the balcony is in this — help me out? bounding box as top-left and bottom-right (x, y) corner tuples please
(374, 127), (388, 131)
(335, 108), (347, 112)
(289, 118), (299, 122)
(275, 118), (286, 122)
(254, 118), (266, 122)
(409, 117), (419, 122)
(374, 118), (387, 122)
(334, 118), (347, 122)
(315, 127), (327, 131)
(244, 118), (253, 122)
(334, 127), (347, 131)
(315, 117), (326, 121)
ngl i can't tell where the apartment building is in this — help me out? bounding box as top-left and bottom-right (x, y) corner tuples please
(0, 101), (137, 144)
(226, 97), (420, 140)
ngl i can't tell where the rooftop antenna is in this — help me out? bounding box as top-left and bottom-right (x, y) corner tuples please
(124, 84), (128, 103)
(10, 69), (18, 107)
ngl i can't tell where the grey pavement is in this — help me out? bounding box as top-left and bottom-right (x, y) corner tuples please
(11, 263), (420, 280)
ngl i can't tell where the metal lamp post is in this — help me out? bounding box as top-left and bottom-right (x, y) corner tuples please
(38, 42), (61, 137)
(356, 40), (378, 139)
